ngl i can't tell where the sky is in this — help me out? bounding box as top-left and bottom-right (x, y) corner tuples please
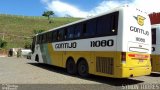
(0, 0), (160, 18)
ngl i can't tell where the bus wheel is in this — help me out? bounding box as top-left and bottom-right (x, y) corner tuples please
(77, 60), (89, 77)
(66, 58), (77, 75)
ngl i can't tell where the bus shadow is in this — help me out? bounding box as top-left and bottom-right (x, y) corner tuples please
(149, 72), (160, 77)
(28, 63), (144, 86)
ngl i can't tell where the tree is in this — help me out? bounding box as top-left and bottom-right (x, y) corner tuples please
(42, 11), (54, 22)
(0, 38), (7, 49)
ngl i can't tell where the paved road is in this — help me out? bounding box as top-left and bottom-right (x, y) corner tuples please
(0, 57), (160, 90)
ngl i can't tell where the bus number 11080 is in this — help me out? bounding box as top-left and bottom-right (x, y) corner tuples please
(90, 39), (114, 47)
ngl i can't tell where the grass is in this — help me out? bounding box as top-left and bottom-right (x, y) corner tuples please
(0, 14), (81, 49)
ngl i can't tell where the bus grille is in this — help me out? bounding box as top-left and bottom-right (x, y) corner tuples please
(96, 57), (114, 74)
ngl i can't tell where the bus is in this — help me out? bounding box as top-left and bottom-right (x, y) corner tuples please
(151, 24), (160, 72)
(31, 6), (151, 78)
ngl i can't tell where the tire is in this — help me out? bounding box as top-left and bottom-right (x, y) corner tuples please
(77, 60), (89, 77)
(66, 58), (77, 75)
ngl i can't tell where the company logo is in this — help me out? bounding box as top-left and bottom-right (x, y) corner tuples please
(134, 15), (145, 26)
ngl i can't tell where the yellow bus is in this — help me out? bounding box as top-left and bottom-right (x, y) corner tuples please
(31, 6), (151, 78)
(151, 24), (160, 72)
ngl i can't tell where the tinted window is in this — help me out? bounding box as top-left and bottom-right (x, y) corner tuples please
(96, 11), (119, 36)
(111, 12), (118, 34)
(57, 29), (64, 41)
(40, 35), (43, 44)
(52, 31), (57, 42)
(74, 23), (82, 38)
(64, 28), (68, 40)
(37, 11), (119, 42)
(37, 35), (40, 44)
(67, 26), (74, 39)
(152, 28), (156, 44)
(97, 16), (106, 35)
(86, 19), (97, 36)
(43, 34), (47, 43)
(83, 22), (87, 34)
(47, 32), (53, 43)
(82, 19), (96, 37)
(38, 35), (41, 44)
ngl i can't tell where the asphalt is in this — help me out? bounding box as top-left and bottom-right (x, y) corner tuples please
(0, 57), (160, 90)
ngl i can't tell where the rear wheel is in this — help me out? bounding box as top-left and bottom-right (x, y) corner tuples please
(77, 60), (89, 77)
(66, 58), (77, 75)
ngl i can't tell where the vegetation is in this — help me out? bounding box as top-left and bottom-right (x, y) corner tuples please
(33, 29), (45, 34)
(0, 38), (7, 49)
(42, 11), (54, 23)
(24, 38), (31, 49)
(0, 14), (81, 49)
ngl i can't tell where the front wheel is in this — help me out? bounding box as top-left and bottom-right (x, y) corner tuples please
(77, 60), (89, 77)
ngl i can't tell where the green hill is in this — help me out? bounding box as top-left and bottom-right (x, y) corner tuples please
(0, 14), (81, 49)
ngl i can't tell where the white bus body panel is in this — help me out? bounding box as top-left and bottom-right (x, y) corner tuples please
(31, 45), (44, 63)
(53, 36), (117, 51)
(119, 7), (151, 54)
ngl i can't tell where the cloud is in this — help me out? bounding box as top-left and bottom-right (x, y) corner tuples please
(41, 0), (160, 18)
(89, 1), (123, 16)
(131, 0), (160, 13)
(41, 0), (88, 17)
(41, 0), (123, 18)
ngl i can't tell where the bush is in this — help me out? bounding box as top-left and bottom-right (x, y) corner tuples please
(0, 38), (7, 49)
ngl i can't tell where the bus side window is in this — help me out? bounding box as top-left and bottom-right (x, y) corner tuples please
(97, 16), (106, 36)
(64, 28), (68, 40)
(37, 35), (40, 44)
(43, 34), (47, 43)
(57, 29), (64, 41)
(83, 22), (87, 34)
(40, 35), (43, 44)
(52, 31), (57, 42)
(47, 32), (52, 43)
(110, 11), (119, 35)
(82, 21), (95, 38)
(74, 23), (82, 38)
(67, 26), (74, 39)
(38, 35), (40, 44)
(96, 11), (119, 36)
(86, 19), (96, 37)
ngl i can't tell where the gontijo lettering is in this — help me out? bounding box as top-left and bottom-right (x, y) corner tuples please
(130, 26), (149, 36)
(55, 42), (77, 49)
